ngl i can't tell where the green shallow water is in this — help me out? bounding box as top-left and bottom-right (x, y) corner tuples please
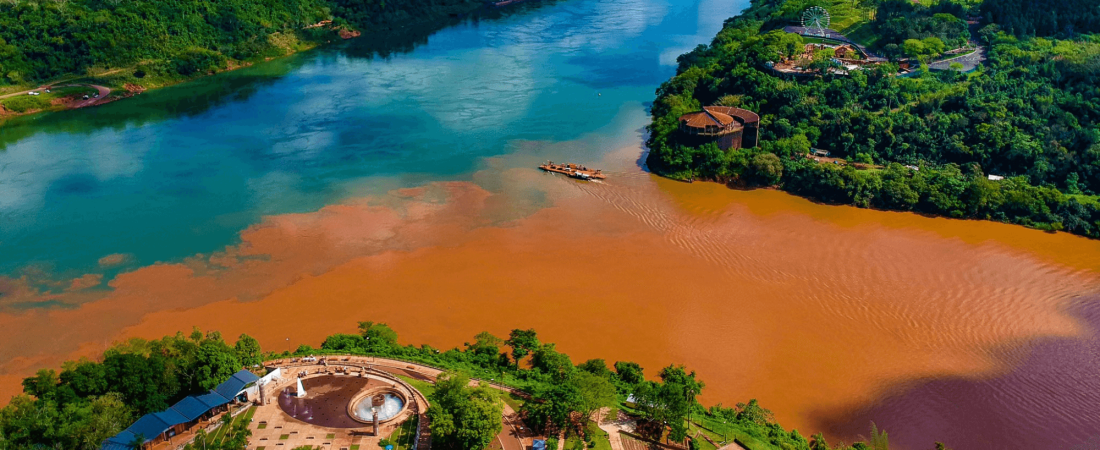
(0, 0), (740, 280)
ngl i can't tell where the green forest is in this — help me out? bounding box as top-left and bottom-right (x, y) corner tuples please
(647, 0), (1100, 238)
(0, 329), (262, 449)
(0, 322), (939, 450)
(0, 0), (485, 87)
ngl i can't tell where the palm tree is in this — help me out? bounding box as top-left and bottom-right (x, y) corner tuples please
(128, 433), (146, 450)
(869, 422), (889, 450)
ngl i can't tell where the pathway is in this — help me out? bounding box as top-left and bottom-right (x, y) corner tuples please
(596, 408), (633, 450)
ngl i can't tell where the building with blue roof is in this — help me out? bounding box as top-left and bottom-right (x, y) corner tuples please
(101, 369), (261, 450)
(169, 396), (210, 422)
(214, 369), (259, 401)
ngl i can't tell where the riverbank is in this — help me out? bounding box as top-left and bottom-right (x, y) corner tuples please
(645, 0), (1100, 239)
(0, 0), (519, 122)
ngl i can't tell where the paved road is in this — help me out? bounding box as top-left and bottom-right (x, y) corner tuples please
(928, 47), (987, 71)
(0, 83), (111, 107)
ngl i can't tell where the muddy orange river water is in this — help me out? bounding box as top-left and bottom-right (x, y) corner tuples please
(1, 142), (1098, 449)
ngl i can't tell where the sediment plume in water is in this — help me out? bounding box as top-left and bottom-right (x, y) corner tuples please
(0, 147), (1098, 449)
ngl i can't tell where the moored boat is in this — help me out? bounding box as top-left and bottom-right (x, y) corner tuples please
(538, 161), (606, 180)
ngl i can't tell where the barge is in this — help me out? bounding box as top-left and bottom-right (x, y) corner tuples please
(539, 161), (606, 180)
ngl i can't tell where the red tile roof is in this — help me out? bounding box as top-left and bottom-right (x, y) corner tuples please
(678, 106), (759, 131)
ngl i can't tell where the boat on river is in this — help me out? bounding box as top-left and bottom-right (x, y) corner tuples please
(539, 161), (606, 180)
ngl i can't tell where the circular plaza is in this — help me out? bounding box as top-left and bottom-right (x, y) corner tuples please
(250, 356), (436, 449)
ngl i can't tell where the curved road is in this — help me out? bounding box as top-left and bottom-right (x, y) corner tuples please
(0, 83), (111, 108)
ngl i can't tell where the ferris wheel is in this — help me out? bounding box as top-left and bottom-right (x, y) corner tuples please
(801, 6), (831, 37)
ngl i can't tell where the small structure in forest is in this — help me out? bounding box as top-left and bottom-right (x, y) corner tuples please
(677, 106), (760, 150)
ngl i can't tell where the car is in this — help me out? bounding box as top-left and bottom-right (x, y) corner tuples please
(93, 93), (99, 98)
(82, 94), (89, 100)
(27, 91), (39, 96)
(44, 89), (50, 93)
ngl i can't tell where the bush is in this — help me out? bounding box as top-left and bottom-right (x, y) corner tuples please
(172, 48), (228, 76)
(2, 95), (50, 113)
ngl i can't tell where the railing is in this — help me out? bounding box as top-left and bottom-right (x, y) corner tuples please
(413, 412), (424, 450)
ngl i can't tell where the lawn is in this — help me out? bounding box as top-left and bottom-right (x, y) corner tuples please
(206, 406), (255, 443)
(689, 416), (782, 450)
(386, 415), (420, 450)
(1, 85), (98, 113)
(396, 374), (436, 398)
(500, 391), (525, 412)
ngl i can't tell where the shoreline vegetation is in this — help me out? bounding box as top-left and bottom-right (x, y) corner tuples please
(646, 0), (1100, 239)
(0, 323), (946, 450)
(0, 0), (536, 120)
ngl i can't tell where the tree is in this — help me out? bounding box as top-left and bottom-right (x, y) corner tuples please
(235, 334), (263, 368)
(505, 329), (540, 367)
(522, 380), (580, 434)
(809, 432), (830, 450)
(577, 359), (612, 378)
(920, 37), (945, 55)
(572, 371), (617, 424)
(531, 344), (573, 381)
(425, 372), (503, 450)
(902, 39), (925, 58)
(195, 339), (242, 391)
(358, 321), (399, 349)
(632, 366), (704, 442)
(103, 353), (175, 414)
(749, 152), (783, 185)
(613, 361), (645, 387)
(321, 333), (366, 351)
(466, 331), (505, 367)
(735, 399), (773, 425)
(76, 394), (133, 450)
(21, 369), (59, 400)
(868, 422), (889, 450)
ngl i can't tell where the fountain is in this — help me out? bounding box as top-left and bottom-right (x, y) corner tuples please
(352, 392), (405, 422)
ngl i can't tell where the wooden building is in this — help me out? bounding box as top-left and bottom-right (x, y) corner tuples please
(677, 106), (760, 150)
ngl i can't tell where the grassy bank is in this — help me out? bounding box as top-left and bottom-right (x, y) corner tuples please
(0, 0), (506, 120)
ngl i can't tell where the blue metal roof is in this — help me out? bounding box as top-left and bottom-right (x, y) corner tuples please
(102, 369), (262, 450)
(170, 395), (210, 422)
(102, 430), (136, 450)
(196, 391), (230, 408)
(213, 369), (259, 400)
(153, 408), (188, 427)
(125, 413), (173, 445)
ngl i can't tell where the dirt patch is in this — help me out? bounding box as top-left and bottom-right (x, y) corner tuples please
(338, 28), (362, 39)
(50, 95), (82, 106)
(123, 83), (146, 93)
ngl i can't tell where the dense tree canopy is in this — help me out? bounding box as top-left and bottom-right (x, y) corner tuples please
(0, 329), (259, 449)
(982, 0), (1100, 37)
(647, 0), (1100, 238)
(425, 372), (503, 450)
(0, 0), (484, 86)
